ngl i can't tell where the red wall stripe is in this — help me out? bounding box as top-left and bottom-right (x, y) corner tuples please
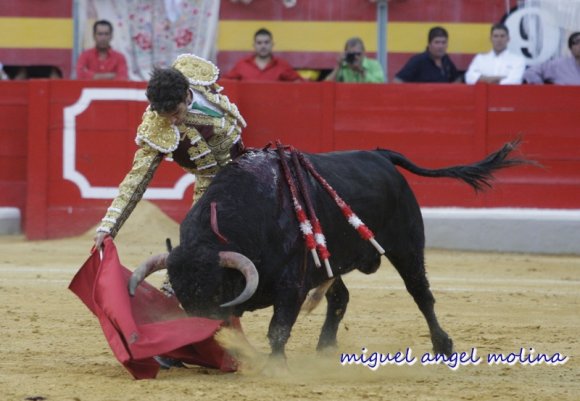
(0, 0), (72, 18)
(220, 1), (376, 21)
(219, 0), (516, 23)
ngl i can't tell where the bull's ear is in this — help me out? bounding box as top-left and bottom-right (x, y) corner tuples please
(218, 252), (259, 307)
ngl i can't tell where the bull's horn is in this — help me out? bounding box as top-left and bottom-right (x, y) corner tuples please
(128, 253), (169, 296)
(219, 251), (259, 308)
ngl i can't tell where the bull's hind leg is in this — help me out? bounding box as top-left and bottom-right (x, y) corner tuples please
(387, 251), (453, 356)
(317, 277), (349, 351)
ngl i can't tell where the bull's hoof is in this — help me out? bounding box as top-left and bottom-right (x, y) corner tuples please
(316, 344), (338, 358)
(316, 338), (337, 352)
(262, 354), (289, 377)
(432, 335), (454, 357)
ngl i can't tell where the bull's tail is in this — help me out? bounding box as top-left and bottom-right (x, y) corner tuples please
(377, 139), (533, 192)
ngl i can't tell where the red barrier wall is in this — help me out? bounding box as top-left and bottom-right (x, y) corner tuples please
(0, 80), (578, 239)
(232, 82), (580, 209)
(0, 82), (28, 214)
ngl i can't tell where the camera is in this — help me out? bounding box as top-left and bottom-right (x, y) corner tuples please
(345, 52), (358, 64)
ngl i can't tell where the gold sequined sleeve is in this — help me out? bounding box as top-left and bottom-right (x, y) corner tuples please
(96, 145), (164, 237)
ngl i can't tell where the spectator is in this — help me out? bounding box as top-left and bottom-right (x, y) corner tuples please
(523, 32), (580, 85)
(221, 28), (302, 81)
(13, 67), (28, 80)
(76, 20), (128, 80)
(0, 62), (8, 80)
(5, 66), (61, 80)
(465, 23), (526, 85)
(394, 27), (461, 83)
(325, 37), (385, 83)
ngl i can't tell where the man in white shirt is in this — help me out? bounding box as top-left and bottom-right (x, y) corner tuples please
(465, 23), (526, 85)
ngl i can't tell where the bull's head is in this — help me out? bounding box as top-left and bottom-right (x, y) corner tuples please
(129, 248), (259, 319)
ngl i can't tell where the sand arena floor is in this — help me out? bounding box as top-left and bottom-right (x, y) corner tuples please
(0, 202), (578, 401)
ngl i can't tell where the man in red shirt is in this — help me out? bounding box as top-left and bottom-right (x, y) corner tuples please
(221, 28), (302, 82)
(76, 20), (128, 80)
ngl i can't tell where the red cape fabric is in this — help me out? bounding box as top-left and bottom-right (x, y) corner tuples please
(69, 237), (238, 379)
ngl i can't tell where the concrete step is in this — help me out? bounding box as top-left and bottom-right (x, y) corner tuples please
(423, 207), (580, 254)
(0, 207), (21, 235)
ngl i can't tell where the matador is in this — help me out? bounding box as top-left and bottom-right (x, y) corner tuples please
(94, 54), (246, 247)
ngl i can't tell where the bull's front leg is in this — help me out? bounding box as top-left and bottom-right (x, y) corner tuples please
(265, 288), (302, 375)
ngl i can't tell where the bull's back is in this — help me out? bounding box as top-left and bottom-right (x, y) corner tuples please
(307, 150), (400, 191)
(224, 148), (418, 225)
(197, 149), (423, 272)
(304, 150), (423, 271)
(306, 150), (410, 215)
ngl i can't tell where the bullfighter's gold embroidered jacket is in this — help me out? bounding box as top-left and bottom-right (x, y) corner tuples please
(97, 54), (246, 237)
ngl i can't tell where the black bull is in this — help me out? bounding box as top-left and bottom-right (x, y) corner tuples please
(130, 140), (527, 360)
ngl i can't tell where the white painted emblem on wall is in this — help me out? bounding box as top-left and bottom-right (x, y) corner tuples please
(62, 88), (195, 199)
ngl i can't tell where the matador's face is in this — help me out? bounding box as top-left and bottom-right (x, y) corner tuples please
(157, 90), (192, 126)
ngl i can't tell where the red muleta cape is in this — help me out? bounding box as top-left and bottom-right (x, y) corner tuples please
(69, 237), (238, 379)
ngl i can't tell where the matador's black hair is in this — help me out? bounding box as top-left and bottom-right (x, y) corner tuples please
(146, 67), (190, 113)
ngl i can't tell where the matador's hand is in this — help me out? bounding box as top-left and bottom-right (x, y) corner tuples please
(93, 232), (110, 253)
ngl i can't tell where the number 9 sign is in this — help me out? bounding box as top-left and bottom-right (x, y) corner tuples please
(504, 6), (561, 66)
